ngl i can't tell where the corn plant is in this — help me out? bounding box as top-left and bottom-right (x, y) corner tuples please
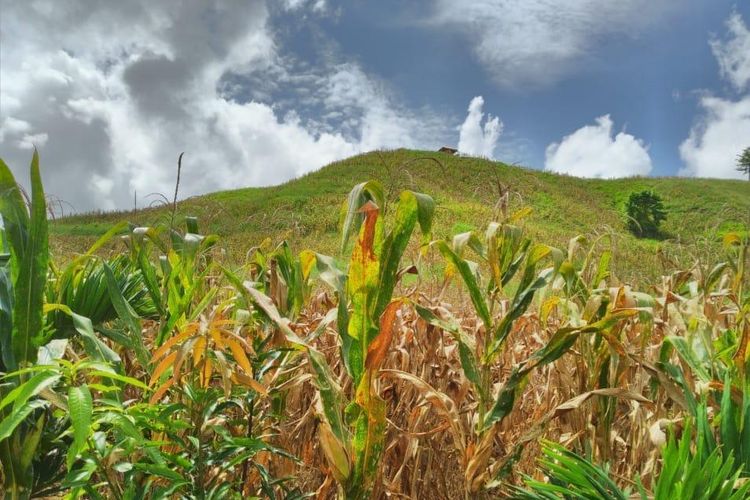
(247, 180), (434, 498)
(410, 217), (642, 493)
(122, 218), (219, 346)
(0, 152), (53, 499)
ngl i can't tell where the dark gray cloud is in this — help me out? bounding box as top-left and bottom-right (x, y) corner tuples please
(0, 0), (450, 213)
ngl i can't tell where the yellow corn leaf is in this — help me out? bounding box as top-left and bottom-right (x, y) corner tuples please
(193, 336), (207, 367)
(201, 355), (213, 387)
(209, 328), (226, 350)
(223, 332), (253, 375)
(232, 370), (269, 396)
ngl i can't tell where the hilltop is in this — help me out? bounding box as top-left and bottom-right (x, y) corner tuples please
(51, 149), (750, 283)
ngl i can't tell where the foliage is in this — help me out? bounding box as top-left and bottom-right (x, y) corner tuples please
(626, 190), (667, 237)
(50, 149), (750, 285)
(515, 419), (750, 500)
(1, 151), (750, 498)
(737, 146), (750, 180)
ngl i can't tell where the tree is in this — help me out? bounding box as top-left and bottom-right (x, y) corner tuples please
(626, 190), (667, 238)
(737, 146), (750, 180)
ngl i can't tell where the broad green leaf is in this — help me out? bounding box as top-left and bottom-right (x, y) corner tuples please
(0, 369), (60, 413)
(0, 399), (47, 441)
(67, 384), (93, 467)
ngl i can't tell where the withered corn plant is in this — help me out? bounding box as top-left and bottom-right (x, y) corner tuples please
(410, 217), (646, 494)
(247, 180), (434, 498)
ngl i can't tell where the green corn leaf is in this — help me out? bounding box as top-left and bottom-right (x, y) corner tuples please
(436, 240), (492, 331)
(374, 191), (434, 320)
(0, 157), (30, 283)
(9, 151), (49, 367)
(69, 309), (120, 364)
(346, 201), (383, 384)
(103, 263), (150, 371)
(19, 411), (45, 472)
(665, 336), (711, 382)
(340, 180), (385, 254)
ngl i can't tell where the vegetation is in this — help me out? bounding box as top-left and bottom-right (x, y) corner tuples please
(50, 149), (750, 284)
(738, 146), (750, 181)
(626, 190), (667, 238)
(1, 150), (750, 498)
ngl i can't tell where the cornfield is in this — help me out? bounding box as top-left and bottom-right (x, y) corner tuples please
(1, 152), (749, 499)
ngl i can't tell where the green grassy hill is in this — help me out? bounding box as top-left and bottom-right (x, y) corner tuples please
(52, 149), (750, 283)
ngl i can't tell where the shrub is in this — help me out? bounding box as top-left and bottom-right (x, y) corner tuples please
(626, 190), (667, 237)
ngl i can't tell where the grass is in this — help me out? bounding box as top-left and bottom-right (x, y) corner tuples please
(51, 148), (750, 283)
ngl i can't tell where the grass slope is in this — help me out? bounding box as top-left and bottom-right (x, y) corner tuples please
(52, 149), (750, 283)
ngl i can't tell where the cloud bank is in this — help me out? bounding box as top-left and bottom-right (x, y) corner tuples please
(544, 115), (652, 178)
(430, 0), (676, 87)
(0, 0), (448, 212)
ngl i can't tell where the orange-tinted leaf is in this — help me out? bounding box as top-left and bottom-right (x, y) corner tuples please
(201, 355), (213, 387)
(209, 328), (226, 350)
(365, 300), (405, 371)
(150, 378), (176, 404)
(172, 336), (199, 385)
(149, 351), (178, 386)
(152, 324), (197, 362)
(223, 332), (253, 375)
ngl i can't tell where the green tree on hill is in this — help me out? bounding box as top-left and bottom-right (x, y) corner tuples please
(737, 146), (750, 180)
(626, 190), (667, 238)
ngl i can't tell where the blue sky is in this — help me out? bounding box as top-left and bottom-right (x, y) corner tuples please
(1, 1), (749, 212)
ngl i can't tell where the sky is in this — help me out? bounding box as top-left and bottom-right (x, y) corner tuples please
(1, 1), (749, 213)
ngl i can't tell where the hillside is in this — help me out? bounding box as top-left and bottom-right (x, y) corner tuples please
(51, 149), (750, 283)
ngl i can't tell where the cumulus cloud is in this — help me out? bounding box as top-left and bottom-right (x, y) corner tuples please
(710, 12), (750, 93)
(544, 115), (652, 178)
(457, 96), (502, 158)
(679, 12), (750, 179)
(679, 96), (750, 179)
(0, 0), (447, 213)
(429, 0), (676, 87)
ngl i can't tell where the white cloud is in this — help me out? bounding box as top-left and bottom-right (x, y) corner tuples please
(679, 12), (750, 179)
(710, 12), (750, 93)
(544, 115), (652, 178)
(429, 0), (676, 87)
(457, 96), (502, 158)
(281, 0), (327, 13)
(679, 96), (750, 179)
(0, 0), (447, 213)
(17, 133), (49, 150)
